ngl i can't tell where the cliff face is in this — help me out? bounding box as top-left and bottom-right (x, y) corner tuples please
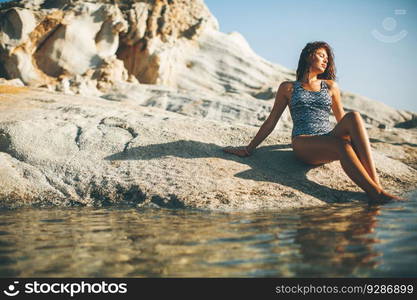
(0, 0), (294, 98)
(1, 0), (414, 128)
(0, 0), (219, 89)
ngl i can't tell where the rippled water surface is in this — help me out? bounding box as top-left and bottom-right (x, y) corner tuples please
(1, 193), (417, 277)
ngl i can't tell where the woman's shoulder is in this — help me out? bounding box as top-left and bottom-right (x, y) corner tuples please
(278, 81), (296, 98)
(280, 80), (296, 87)
(323, 79), (339, 90)
(279, 80), (298, 91)
(323, 80), (341, 98)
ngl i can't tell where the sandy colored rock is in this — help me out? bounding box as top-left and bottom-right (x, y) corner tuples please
(0, 86), (416, 210)
(0, 0), (416, 211)
(1, 0), (414, 127)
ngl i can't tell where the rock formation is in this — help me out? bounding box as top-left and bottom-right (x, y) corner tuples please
(0, 0), (230, 93)
(1, 0), (414, 126)
(0, 86), (416, 210)
(0, 0), (416, 210)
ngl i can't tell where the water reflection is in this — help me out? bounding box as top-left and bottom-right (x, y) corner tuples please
(292, 205), (381, 277)
(0, 199), (416, 277)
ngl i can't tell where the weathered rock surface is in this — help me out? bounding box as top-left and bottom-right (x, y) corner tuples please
(1, 0), (414, 127)
(0, 0), (416, 210)
(0, 86), (416, 210)
(0, 0), (231, 93)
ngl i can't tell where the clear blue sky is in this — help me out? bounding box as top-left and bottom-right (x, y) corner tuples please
(1, 0), (415, 112)
(205, 0), (417, 113)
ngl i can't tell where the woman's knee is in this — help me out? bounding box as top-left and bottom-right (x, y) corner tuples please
(345, 111), (362, 123)
(334, 111), (362, 137)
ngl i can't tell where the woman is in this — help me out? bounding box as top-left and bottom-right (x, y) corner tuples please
(223, 41), (403, 203)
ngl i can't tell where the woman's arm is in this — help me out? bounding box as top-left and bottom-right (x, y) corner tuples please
(328, 80), (345, 122)
(246, 82), (290, 152)
(223, 81), (290, 157)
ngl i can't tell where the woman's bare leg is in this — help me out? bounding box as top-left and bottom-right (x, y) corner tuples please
(330, 111), (380, 187)
(292, 135), (401, 202)
(292, 135), (382, 200)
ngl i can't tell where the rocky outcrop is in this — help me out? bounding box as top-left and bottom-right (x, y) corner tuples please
(0, 0), (226, 93)
(0, 86), (416, 210)
(0, 1), (130, 92)
(0, 0), (416, 210)
(1, 0), (414, 128)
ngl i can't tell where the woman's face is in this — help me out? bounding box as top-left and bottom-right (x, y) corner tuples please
(311, 48), (328, 73)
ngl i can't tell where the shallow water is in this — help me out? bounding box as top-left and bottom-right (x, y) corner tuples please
(1, 193), (417, 277)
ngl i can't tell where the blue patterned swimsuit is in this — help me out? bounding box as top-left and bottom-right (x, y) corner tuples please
(289, 80), (333, 138)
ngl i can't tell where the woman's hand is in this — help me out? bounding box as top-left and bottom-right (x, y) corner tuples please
(222, 146), (252, 157)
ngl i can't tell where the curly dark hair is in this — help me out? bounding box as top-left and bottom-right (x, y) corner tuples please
(296, 41), (337, 81)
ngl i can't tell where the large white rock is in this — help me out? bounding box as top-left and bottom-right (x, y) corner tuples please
(1, 0), (414, 128)
(0, 86), (416, 210)
(0, 0), (416, 210)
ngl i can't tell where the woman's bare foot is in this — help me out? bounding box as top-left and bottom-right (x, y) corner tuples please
(369, 190), (406, 204)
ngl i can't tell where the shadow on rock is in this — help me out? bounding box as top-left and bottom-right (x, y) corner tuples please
(105, 140), (364, 204)
(370, 138), (417, 147)
(237, 145), (365, 203)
